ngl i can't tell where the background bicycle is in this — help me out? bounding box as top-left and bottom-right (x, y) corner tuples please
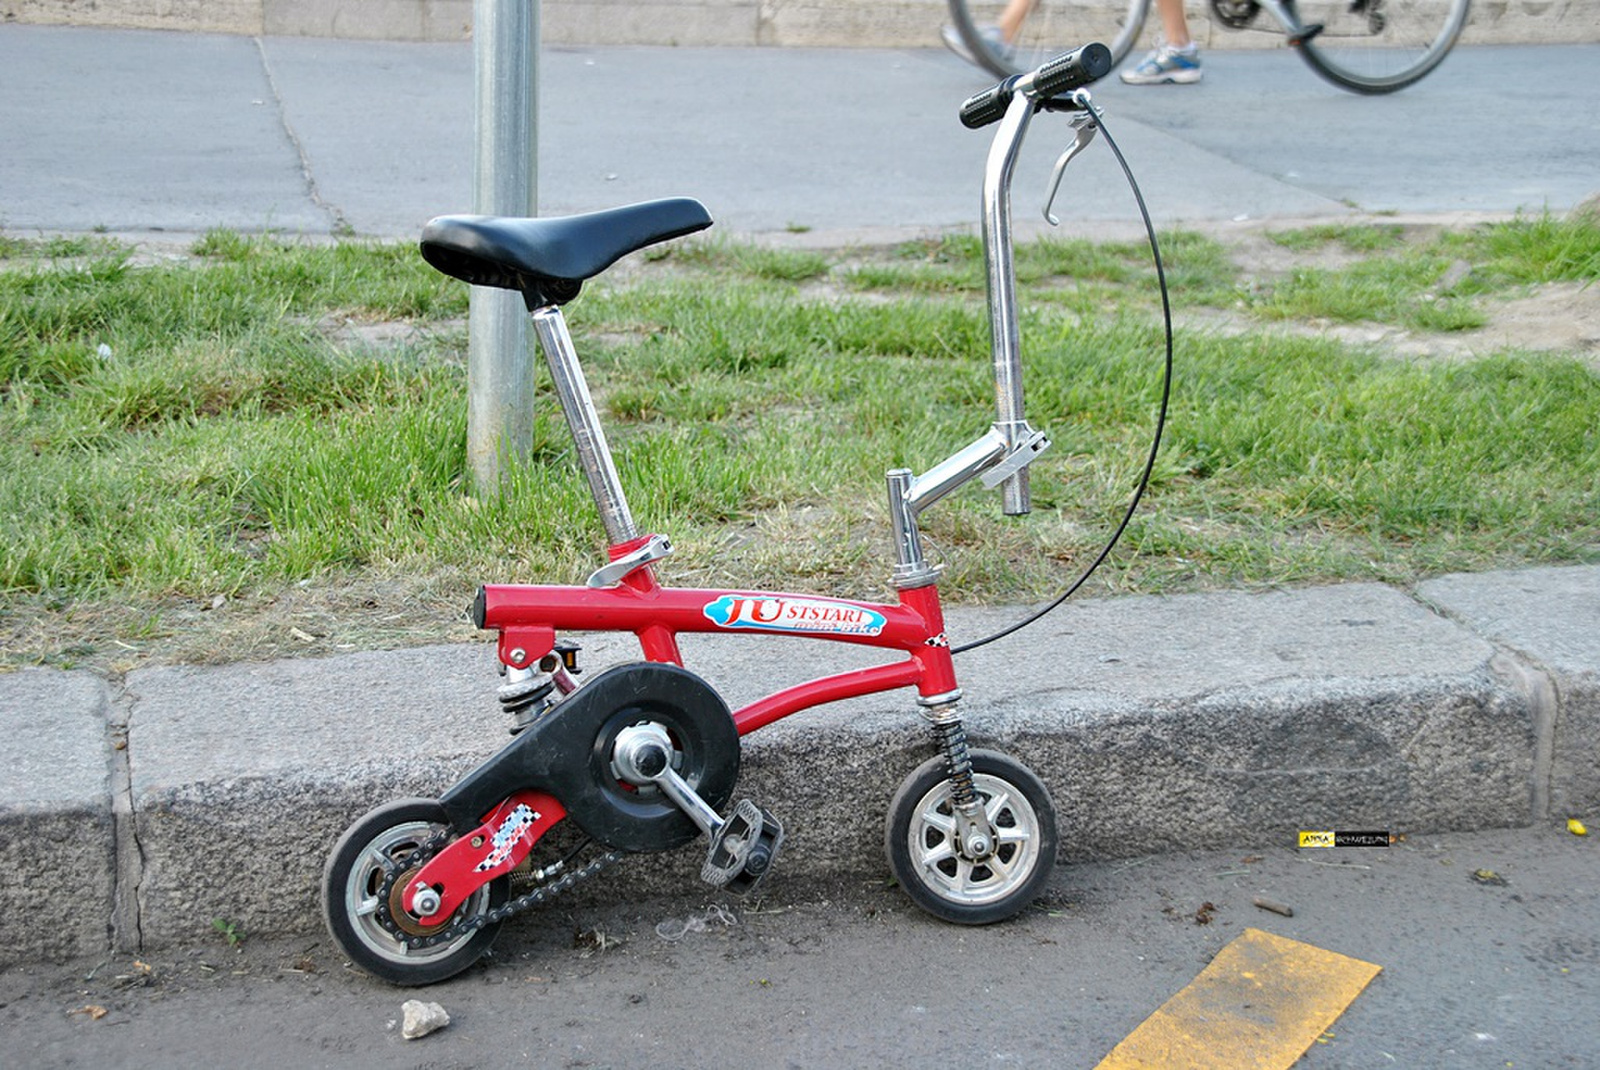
(945, 0), (1473, 93)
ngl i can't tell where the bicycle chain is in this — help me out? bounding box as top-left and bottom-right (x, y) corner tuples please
(373, 827), (623, 951)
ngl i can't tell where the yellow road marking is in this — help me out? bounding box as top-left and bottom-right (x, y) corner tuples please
(1096, 927), (1381, 1070)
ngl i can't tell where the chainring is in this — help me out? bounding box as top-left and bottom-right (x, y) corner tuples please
(440, 662), (740, 854)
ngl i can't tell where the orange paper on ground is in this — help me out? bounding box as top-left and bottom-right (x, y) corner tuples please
(1096, 927), (1382, 1070)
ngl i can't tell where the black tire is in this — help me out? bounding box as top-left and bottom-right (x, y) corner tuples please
(1291, 0), (1471, 94)
(885, 749), (1058, 924)
(322, 797), (509, 986)
(947, 0), (1148, 80)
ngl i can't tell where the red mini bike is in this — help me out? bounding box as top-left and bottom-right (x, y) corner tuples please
(324, 45), (1120, 985)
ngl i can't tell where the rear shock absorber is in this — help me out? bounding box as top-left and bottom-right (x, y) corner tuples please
(499, 642), (582, 735)
(499, 666), (555, 734)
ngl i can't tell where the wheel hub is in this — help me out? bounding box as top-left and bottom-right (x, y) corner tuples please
(386, 865), (447, 937)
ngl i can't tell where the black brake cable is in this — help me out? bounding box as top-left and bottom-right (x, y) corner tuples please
(953, 103), (1175, 656)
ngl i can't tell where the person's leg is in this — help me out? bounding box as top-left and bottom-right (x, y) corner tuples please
(1154, 0), (1192, 48)
(1120, 0), (1202, 84)
(997, 0), (1036, 42)
(941, 0), (1033, 65)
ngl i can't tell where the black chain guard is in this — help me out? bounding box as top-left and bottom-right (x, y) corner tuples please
(440, 662), (739, 853)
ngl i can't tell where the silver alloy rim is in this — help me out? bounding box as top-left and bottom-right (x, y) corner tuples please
(342, 819), (489, 964)
(904, 770), (1041, 907)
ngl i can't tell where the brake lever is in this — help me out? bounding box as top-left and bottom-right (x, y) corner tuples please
(1043, 92), (1102, 226)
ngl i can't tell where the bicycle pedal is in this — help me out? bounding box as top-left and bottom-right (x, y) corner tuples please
(701, 799), (784, 896)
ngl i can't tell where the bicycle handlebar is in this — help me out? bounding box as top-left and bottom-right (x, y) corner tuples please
(958, 42), (1112, 129)
(962, 42), (1112, 515)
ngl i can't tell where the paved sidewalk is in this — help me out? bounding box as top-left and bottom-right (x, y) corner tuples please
(1, 26), (1596, 241)
(7, 0), (1596, 49)
(0, 27), (1597, 968)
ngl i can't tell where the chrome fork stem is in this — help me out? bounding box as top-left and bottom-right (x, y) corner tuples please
(982, 94), (1036, 517)
(530, 305), (638, 546)
(887, 468), (933, 588)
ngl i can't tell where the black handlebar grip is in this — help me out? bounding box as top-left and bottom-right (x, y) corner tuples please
(959, 77), (1020, 130)
(958, 43), (1114, 129)
(1032, 42), (1114, 99)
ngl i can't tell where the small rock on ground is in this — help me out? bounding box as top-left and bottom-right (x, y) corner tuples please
(401, 999), (450, 1040)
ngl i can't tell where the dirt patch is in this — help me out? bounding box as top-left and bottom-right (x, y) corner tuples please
(1458, 280), (1600, 358)
(1177, 276), (1600, 365)
(314, 312), (466, 351)
(0, 572), (485, 678)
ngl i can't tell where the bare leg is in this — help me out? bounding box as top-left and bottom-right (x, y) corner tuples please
(997, 0), (1036, 42)
(1154, 0), (1192, 47)
(1119, 0), (1202, 83)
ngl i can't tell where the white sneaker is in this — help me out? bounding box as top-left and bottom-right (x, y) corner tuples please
(1119, 44), (1203, 85)
(940, 24), (1014, 68)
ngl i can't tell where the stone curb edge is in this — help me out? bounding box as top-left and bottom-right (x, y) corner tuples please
(3, 565), (1595, 965)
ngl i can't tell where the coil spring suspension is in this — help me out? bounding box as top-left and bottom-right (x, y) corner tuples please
(923, 701), (1001, 860)
(499, 669), (555, 735)
(926, 705), (979, 809)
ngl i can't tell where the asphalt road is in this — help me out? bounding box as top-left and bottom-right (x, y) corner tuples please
(2, 824), (1593, 1068)
(0, 26), (1596, 242)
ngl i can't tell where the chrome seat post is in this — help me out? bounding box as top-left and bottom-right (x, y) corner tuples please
(529, 305), (639, 546)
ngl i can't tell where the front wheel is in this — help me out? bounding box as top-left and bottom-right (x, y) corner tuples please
(947, 0), (1148, 79)
(322, 798), (509, 986)
(886, 749), (1058, 924)
(1291, 0), (1471, 94)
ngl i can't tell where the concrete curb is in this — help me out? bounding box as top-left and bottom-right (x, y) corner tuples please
(0, 670), (116, 962)
(4, 565), (1595, 965)
(1418, 568), (1600, 821)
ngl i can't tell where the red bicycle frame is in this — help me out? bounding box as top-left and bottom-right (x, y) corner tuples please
(480, 534), (961, 738)
(406, 544), (960, 924)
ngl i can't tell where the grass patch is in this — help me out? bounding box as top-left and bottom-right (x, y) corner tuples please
(1249, 254), (1486, 331)
(2, 217), (1597, 671)
(1251, 215), (1600, 328)
(1266, 223), (1409, 254)
(1447, 212), (1600, 286)
(666, 238), (831, 283)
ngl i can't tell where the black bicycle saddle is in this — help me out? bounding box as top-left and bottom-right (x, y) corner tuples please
(420, 197), (713, 307)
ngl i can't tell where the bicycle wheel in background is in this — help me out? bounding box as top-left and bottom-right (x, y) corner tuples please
(1290, 0), (1472, 93)
(947, 0), (1149, 79)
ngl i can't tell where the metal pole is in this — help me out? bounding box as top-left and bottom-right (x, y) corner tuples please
(468, 0), (539, 489)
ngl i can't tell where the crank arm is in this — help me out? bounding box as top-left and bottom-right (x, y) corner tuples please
(1257, 0), (1317, 43)
(403, 790), (566, 927)
(611, 722), (784, 892)
(611, 722), (724, 835)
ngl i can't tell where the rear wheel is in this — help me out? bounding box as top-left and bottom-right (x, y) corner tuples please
(886, 749), (1058, 924)
(322, 798), (509, 986)
(947, 0), (1148, 79)
(1291, 0), (1471, 94)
